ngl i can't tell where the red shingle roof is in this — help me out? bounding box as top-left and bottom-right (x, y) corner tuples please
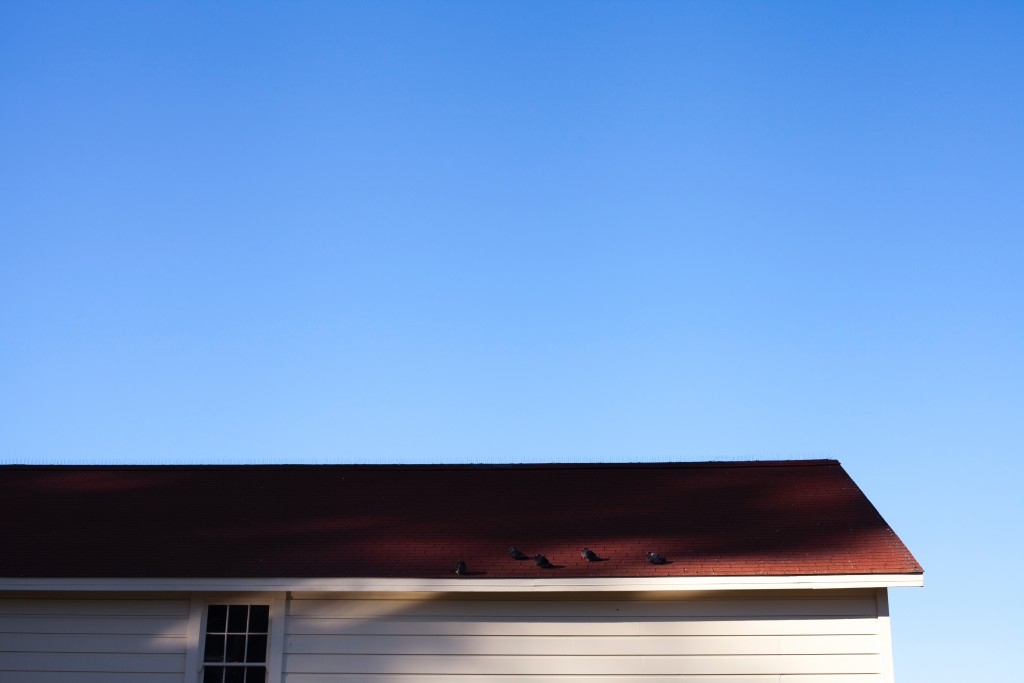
(0, 460), (922, 579)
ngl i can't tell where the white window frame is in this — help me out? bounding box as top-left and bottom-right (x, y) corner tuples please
(185, 592), (286, 683)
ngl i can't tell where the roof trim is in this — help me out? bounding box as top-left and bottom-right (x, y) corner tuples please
(0, 459), (839, 471)
(0, 573), (924, 593)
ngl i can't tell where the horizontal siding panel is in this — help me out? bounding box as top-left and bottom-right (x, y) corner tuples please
(285, 676), (788, 683)
(287, 616), (879, 637)
(635, 618), (879, 637)
(288, 589), (880, 602)
(0, 598), (189, 682)
(1, 674), (183, 683)
(289, 598), (876, 619)
(287, 634), (879, 656)
(780, 635), (880, 655)
(0, 599), (188, 617)
(0, 652), (185, 673)
(0, 615), (185, 634)
(284, 653), (881, 675)
(1, 633), (186, 654)
(280, 593), (884, 681)
(283, 677), (883, 683)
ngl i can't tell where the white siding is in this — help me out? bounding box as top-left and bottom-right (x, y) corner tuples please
(0, 588), (898, 683)
(0, 596), (189, 683)
(284, 590), (887, 683)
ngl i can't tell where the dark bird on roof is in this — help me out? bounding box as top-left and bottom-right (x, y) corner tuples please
(454, 560), (467, 575)
(534, 554), (554, 569)
(646, 551), (667, 564)
(581, 547), (601, 561)
(508, 546), (528, 560)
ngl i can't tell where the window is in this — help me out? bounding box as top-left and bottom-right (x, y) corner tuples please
(201, 604), (269, 683)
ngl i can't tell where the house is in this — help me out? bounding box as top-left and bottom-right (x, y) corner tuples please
(0, 460), (922, 683)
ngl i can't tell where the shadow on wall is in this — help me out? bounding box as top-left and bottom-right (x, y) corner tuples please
(277, 589), (884, 679)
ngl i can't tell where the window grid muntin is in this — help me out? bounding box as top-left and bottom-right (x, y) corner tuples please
(202, 603), (269, 683)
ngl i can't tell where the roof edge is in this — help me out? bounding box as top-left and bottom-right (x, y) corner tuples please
(0, 459), (840, 471)
(0, 572), (923, 593)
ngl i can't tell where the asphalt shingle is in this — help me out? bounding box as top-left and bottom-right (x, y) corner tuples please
(0, 460), (922, 578)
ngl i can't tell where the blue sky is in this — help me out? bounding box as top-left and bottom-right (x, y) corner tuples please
(1, 1), (1021, 679)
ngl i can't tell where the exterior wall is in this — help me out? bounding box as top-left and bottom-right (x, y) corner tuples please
(0, 593), (189, 683)
(0, 588), (897, 683)
(283, 589), (891, 683)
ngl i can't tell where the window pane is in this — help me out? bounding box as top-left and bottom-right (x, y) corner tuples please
(248, 605), (269, 633)
(225, 668), (246, 683)
(246, 635), (267, 663)
(203, 667), (224, 683)
(207, 605), (228, 633)
(228, 605), (249, 632)
(225, 634), (246, 662)
(203, 634), (225, 662)
(246, 667), (267, 683)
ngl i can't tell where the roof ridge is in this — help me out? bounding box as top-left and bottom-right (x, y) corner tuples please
(0, 459), (840, 471)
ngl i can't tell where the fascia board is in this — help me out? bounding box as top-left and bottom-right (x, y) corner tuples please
(0, 573), (924, 592)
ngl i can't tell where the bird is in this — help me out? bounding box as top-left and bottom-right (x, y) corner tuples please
(508, 546), (528, 560)
(581, 547), (601, 561)
(534, 554), (553, 568)
(646, 551), (667, 564)
(454, 560), (467, 575)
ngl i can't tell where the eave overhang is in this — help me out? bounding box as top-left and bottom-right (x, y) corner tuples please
(0, 573), (924, 593)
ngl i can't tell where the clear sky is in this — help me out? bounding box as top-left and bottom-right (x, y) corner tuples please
(1, 1), (1021, 679)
